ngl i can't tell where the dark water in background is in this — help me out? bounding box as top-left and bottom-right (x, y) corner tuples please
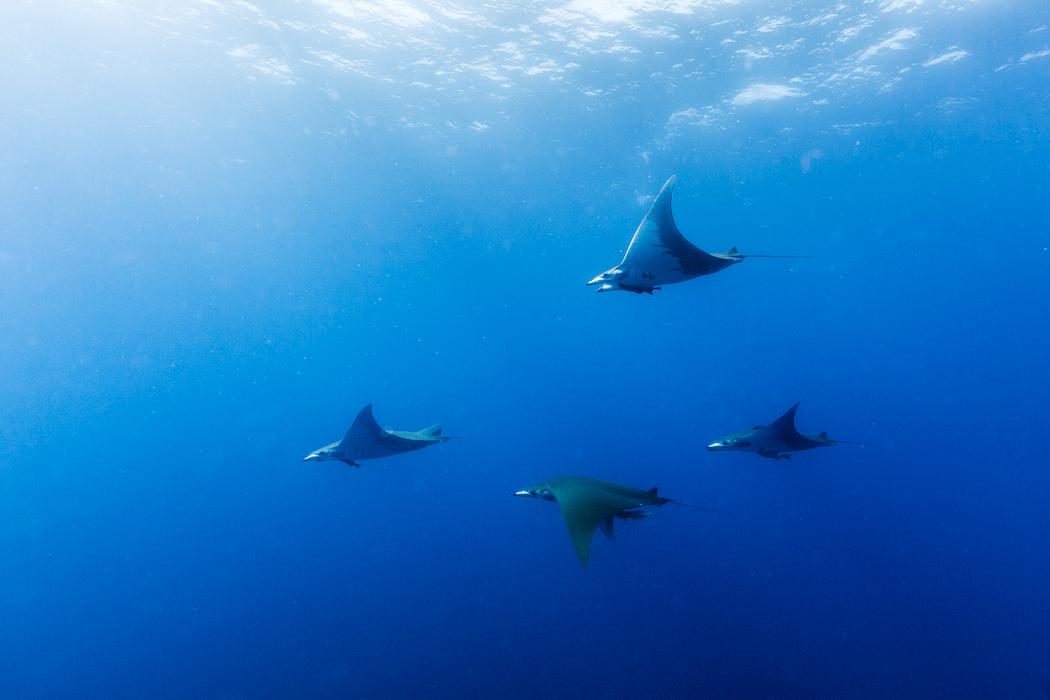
(1, 2), (1049, 698)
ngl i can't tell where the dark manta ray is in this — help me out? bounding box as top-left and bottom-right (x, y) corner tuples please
(707, 402), (842, 460)
(303, 404), (448, 467)
(587, 175), (807, 294)
(515, 476), (719, 568)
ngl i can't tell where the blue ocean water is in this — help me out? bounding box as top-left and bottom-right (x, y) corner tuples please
(2, 1), (1049, 698)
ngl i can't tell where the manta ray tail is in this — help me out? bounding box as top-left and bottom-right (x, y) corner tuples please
(817, 430), (868, 446)
(736, 254), (813, 258)
(726, 246), (812, 259)
(670, 500), (729, 515)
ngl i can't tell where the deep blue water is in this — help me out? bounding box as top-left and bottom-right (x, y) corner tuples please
(2, 1), (1049, 698)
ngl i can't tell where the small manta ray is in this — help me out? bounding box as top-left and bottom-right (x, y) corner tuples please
(515, 476), (718, 568)
(587, 175), (807, 294)
(303, 404), (449, 467)
(707, 402), (843, 460)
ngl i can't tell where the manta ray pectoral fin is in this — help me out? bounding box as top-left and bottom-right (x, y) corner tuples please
(342, 404), (388, 445)
(551, 484), (643, 569)
(419, 423), (443, 438)
(617, 175), (726, 282)
(567, 523), (596, 568)
(772, 402), (801, 428)
(764, 402), (805, 443)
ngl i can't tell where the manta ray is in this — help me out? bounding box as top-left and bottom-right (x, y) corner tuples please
(303, 404), (448, 467)
(587, 175), (806, 294)
(707, 402), (846, 460)
(515, 476), (720, 568)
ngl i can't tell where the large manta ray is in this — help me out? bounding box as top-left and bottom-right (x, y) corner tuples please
(587, 175), (803, 294)
(515, 476), (672, 568)
(303, 404), (448, 467)
(707, 402), (840, 460)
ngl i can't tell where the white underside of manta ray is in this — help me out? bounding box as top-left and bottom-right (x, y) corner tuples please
(587, 175), (805, 294)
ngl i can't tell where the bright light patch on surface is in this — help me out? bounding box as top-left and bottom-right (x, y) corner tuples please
(857, 28), (919, 61)
(924, 49), (969, 67)
(881, 0), (925, 13)
(1020, 47), (1050, 63)
(731, 83), (804, 106)
(315, 0), (432, 28)
(227, 44), (299, 84)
